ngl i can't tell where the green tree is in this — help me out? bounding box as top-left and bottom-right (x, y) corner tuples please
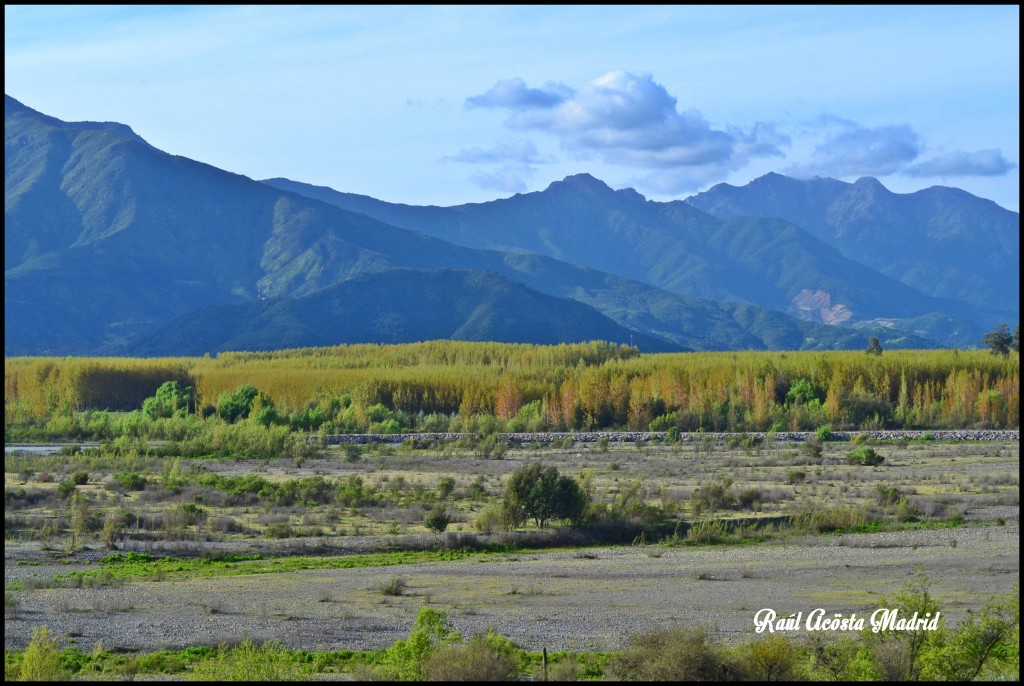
(376, 608), (462, 681)
(742, 633), (797, 681)
(920, 584), (1019, 681)
(982, 324), (1014, 356)
(437, 477), (456, 500)
(217, 385), (260, 423)
(785, 378), (821, 406)
(861, 569), (942, 681)
(16, 626), (70, 681)
(424, 505), (451, 533)
(865, 336), (883, 356)
(250, 391), (284, 428)
(503, 463), (589, 529)
(142, 380), (197, 419)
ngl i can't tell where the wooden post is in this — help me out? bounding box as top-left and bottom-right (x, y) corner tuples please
(542, 647), (548, 681)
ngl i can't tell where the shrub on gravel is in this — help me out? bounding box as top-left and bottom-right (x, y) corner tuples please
(188, 639), (306, 681)
(374, 608), (461, 681)
(847, 446), (885, 466)
(424, 505), (451, 533)
(378, 575), (408, 596)
(610, 625), (738, 681)
(13, 626), (70, 681)
(740, 633), (798, 681)
(421, 630), (520, 681)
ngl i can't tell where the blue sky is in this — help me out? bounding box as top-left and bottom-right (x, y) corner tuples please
(5, 5), (1019, 210)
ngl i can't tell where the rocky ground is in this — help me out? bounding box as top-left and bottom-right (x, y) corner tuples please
(5, 506), (1018, 655)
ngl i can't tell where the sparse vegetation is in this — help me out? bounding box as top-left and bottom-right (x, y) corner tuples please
(2, 343), (1018, 682)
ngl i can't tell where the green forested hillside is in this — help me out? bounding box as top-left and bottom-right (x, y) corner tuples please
(6, 95), (932, 356)
(686, 172), (1020, 318)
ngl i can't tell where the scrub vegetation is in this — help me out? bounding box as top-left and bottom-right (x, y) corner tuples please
(4, 341), (1019, 680)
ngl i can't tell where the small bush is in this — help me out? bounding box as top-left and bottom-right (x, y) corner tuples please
(188, 639), (306, 681)
(70, 471), (90, 486)
(793, 507), (866, 533)
(57, 481), (77, 499)
(875, 485), (903, 508)
(476, 435), (508, 459)
(800, 439), (823, 458)
(736, 487), (763, 510)
(610, 626), (734, 681)
(437, 477), (456, 500)
(474, 504), (510, 534)
(424, 505), (451, 533)
(686, 520), (730, 544)
(786, 470), (806, 485)
(691, 479), (735, 514)
(846, 446), (884, 466)
(378, 576), (408, 596)
(113, 472), (148, 491)
(741, 634), (797, 681)
(343, 442), (363, 463)
(5, 591), (20, 620)
(421, 631), (519, 681)
(16, 626), (71, 681)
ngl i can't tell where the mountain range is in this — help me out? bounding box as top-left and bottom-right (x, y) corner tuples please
(5, 94), (1016, 357)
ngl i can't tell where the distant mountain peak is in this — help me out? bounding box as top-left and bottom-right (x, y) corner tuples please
(5, 94), (29, 111)
(546, 173), (612, 193)
(853, 176), (885, 188)
(5, 93), (149, 146)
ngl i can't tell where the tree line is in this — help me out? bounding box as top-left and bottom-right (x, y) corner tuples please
(5, 341), (1019, 438)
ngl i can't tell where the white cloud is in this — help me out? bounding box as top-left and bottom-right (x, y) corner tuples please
(466, 71), (788, 174)
(789, 118), (920, 177)
(905, 149), (1015, 177)
(471, 165), (534, 193)
(448, 140), (547, 164)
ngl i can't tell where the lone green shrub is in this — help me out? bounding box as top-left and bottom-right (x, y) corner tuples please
(16, 626), (70, 681)
(113, 471), (147, 491)
(847, 446), (884, 466)
(378, 576), (408, 597)
(690, 479), (735, 514)
(741, 633), (797, 681)
(503, 463), (589, 528)
(188, 639), (306, 681)
(610, 625), (735, 681)
(375, 608), (461, 681)
(421, 630), (520, 681)
(424, 505), (451, 534)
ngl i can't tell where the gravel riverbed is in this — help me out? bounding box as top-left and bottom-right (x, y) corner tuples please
(5, 510), (1018, 654)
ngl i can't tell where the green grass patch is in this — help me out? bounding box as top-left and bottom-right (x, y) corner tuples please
(51, 548), (485, 587)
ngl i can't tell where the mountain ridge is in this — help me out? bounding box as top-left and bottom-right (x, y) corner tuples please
(685, 172), (1019, 317)
(261, 173), (999, 345)
(5, 94), (995, 356)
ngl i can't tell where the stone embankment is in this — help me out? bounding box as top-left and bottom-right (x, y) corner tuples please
(313, 429), (1018, 445)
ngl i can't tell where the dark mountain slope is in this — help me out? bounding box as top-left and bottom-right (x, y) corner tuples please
(685, 172), (1019, 317)
(262, 174), (987, 345)
(127, 269), (676, 356)
(3, 95), (941, 355)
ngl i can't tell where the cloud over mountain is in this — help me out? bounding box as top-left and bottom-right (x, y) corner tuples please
(789, 117), (921, 177)
(789, 116), (1016, 182)
(906, 149), (1016, 177)
(466, 71), (788, 177)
